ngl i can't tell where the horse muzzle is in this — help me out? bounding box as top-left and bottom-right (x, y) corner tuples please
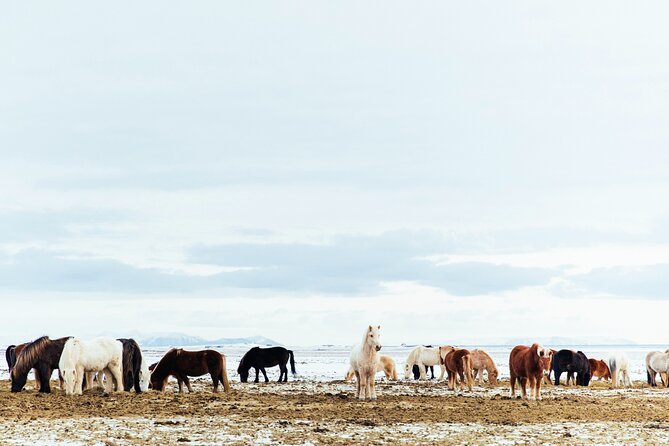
(376, 346), (382, 352)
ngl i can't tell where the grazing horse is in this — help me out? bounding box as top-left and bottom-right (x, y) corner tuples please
(609, 352), (631, 388)
(11, 336), (71, 393)
(471, 349), (499, 385)
(150, 348), (231, 393)
(646, 350), (669, 387)
(59, 337), (124, 395)
(588, 358), (611, 382)
(237, 346), (296, 383)
(509, 343), (551, 400)
(118, 338), (150, 393)
(345, 354), (398, 381)
(552, 350), (591, 386)
(349, 325), (382, 400)
(404, 346), (444, 380)
(442, 347), (474, 392)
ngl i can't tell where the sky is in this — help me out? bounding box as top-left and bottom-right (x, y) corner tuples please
(1, 1), (669, 346)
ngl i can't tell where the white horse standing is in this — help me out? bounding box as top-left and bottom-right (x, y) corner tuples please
(404, 346), (445, 380)
(349, 325), (382, 400)
(609, 352), (631, 388)
(59, 337), (124, 395)
(646, 350), (669, 387)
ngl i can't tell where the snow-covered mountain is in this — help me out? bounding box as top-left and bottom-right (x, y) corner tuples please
(137, 333), (281, 348)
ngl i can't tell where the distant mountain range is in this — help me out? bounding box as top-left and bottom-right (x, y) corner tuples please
(136, 333), (281, 348)
(501, 336), (637, 346)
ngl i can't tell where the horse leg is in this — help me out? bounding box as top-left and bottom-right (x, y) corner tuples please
(510, 374), (516, 398)
(211, 371), (219, 393)
(254, 367), (260, 383)
(279, 364), (287, 383)
(354, 370), (361, 399)
(358, 371), (367, 400)
(520, 377), (528, 399)
(261, 368), (269, 383)
(418, 362), (426, 380)
(75, 367), (85, 395)
(554, 370), (561, 386)
(370, 372), (377, 400)
(58, 370), (64, 390)
(439, 364), (446, 381)
(527, 376), (535, 400)
(111, 364), (123, 393)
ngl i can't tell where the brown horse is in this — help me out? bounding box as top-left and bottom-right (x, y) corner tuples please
(11, 336), (71, 393)
(509, 343), (551, 400)
(589, 358), (611, 381)
(6, 343), (41, 389)
(470, 349), (498, 385)
(441, 347), (474, 392)
(149, 348), (230, 393)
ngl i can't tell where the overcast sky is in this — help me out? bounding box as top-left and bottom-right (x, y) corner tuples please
(2, 1), (669, 346)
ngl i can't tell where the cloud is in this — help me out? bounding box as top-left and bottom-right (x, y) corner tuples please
(569, 264), (669, 299)
(0, 231), (561, 296)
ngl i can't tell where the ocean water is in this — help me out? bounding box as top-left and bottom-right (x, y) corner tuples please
(2, 344), (665, 383)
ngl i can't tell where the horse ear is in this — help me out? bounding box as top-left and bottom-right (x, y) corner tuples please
(377, 325), (380, 329)
(368, 325), (372, 331)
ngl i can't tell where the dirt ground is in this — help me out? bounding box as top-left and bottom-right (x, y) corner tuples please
(3, 378), (669, 445)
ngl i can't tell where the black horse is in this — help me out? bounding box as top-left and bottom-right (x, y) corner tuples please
(237, 346), (296, 383)
(117, 338), (144, 393)
(412, 364), (435, 380)
(552, 349), (591, 386)
(11, 336), (72, 393)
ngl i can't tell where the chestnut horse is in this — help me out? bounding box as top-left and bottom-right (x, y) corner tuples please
(441, 347), (474, 392)
(150, 348), (231, 393)
(509, 343), (551, 400)
(589, 358), (611, 382)
(470, 349), (498, 385)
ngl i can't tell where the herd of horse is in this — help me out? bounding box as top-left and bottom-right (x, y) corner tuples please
(5, 328), (669, 402)
(347, 326), (669, 401)
(4, 336), (296, 395)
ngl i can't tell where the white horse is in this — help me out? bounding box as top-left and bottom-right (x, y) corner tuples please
(138, 354), (150, 391)
(404, 346), (445, 380)
(59, 337), (124, 395)
(646, 350), (669, 387)
(609, 352), (631, 388)
(349, 325), (382, 400)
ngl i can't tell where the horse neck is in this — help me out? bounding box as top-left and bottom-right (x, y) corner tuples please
(360, 338), (378, 361)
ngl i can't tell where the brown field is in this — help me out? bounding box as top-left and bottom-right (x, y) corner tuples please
(2, 379), (669, 445)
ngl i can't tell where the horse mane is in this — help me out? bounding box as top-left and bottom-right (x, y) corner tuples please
(152, 348), (178, 381)
(13, 336), (53, 377)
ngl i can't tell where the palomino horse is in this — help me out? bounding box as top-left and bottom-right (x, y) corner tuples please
(150, 348), (231, 393)
(345, 355), (397, 381)
(441, 347), (474, 392)
(237, 346), (296, 383)
(404, 346), (444, 380)
(59, 337), (124, 395)
(588, 358), (611, 382)
(509, 343), (551, 400)
(470, 349), (499, 385)
(609, 352), (631, 388)
(349, 325), (382, 400)
(646, 350), (669, 387)
(552, 350), (591, 386)
(11, 336), (72, 393)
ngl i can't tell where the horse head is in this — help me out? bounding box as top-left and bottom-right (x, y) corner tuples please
(365, 325), (381, 352)
(10, 369), (27, 393)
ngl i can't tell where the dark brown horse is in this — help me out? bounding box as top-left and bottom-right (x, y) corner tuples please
(11, 336), (71, 393)
(6, 343), (43, 390)
(149, 348), (230, 393)
(442, 347), (475, 392)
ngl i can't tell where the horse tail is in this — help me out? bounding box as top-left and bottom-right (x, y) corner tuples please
(463, 354), (474, 388)
(6, 345), (16, 372)
(220, 354), (231, 393)
(288, 350), (296, 375)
